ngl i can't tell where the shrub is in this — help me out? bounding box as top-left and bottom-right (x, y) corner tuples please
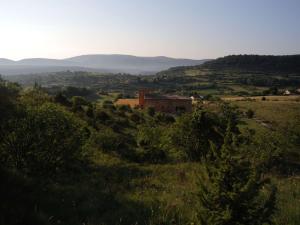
(147, 107), (155, 117)
(0, 79), (20, 126)
(86, 105), (94, 118)
(95, 110), (110, 122)
(71, 96), (89, 112)
(155, 112), (175, 123)
(20, 87), (52, 107)
(136, 125), (168, 163)
(89, 128), (122, 152)
(130, 113), (142, 123)
(54, 92), (71, 106)
(118, 104), (132, 113)
(246, 109), (255, 118)
(102, 100), (116, 110)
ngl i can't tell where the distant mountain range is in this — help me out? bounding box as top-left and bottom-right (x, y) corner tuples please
(0, 54), (209, 75)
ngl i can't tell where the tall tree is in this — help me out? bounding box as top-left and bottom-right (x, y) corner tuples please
(197, 126), (277, 225)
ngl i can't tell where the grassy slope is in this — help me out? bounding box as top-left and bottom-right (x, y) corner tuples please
(29, 98), (297, 225)
(3, 99), (299, 224)
(70, 99), (299, 225)
(232, 99), (300, 224)
(232, 98), (300, 129)
(87, 154), (300, 224)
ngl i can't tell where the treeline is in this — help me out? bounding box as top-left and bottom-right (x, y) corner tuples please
(202, 54), (300, 72)
(4, 71), (147, 90)
(236, 75), (300, 87)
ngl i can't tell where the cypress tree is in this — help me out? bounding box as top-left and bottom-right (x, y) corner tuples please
(197, 125), (277, 225)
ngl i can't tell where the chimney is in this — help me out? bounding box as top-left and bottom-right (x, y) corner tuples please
(139, 89), (145, 108)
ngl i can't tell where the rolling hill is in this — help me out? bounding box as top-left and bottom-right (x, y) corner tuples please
(153, 54), (300, 96)
(0, 54), (208, 75)
(201, 54), (300, 72)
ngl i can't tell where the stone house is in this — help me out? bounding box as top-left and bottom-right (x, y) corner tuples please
(116, 90), (192, 113)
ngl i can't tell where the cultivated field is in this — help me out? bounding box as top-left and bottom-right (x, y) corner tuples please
(222, 95), (300, 102)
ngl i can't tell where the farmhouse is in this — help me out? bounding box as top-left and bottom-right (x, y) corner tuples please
(116, 90), (192, 113)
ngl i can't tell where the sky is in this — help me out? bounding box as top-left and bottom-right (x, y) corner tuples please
(0, 0), (299, 60)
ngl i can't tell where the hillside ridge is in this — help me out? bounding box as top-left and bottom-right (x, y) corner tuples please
(0, 54), (208, 75)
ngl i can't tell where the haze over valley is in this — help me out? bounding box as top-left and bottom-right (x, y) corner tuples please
(0, 54), (208, 75)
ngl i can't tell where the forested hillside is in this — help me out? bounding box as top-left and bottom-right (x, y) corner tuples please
(201, 55), (300, 72)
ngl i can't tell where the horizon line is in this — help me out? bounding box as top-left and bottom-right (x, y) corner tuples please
(1, 53), (300, 62)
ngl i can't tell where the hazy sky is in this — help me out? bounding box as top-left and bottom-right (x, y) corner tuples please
(1, 0), (299, 60)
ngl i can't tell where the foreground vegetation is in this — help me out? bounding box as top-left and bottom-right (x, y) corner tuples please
(1, 76), (300, 225)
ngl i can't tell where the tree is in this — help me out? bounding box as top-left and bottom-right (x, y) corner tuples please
(54, 92), (71, 106)
(197, 126), (277, 225)
(89, 128), (121, 152)
(19, 86), (51, 107)
(62, 86), (92, 98)
(136, 124), (168, 163)
(86, 105), (94, 118)
(219, 102), (241, 134)
(95, 110), (110, 122)
(0, 103), (89, 178)
(170, 108), (224, 161)
(0, 79), (20, 127)
(71, 96), (89, 112)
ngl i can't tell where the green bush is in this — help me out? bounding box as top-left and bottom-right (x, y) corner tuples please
(0, 103), (89, 178)
(95, 110), (110, 122)
(0, 79), (20, 127)
(54, 92), (71, 106)
(136, 125), (168, 163)
(246, 109), (255, 118)
(103, 100), (116, 110)
(155, 112), (175, 123)
(71, 96), (89, 112)
(169, 109), (224, 161)
(130, 112), (142, 123)
(147, 107), (155, 117)
(89, 128), (122, 153)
